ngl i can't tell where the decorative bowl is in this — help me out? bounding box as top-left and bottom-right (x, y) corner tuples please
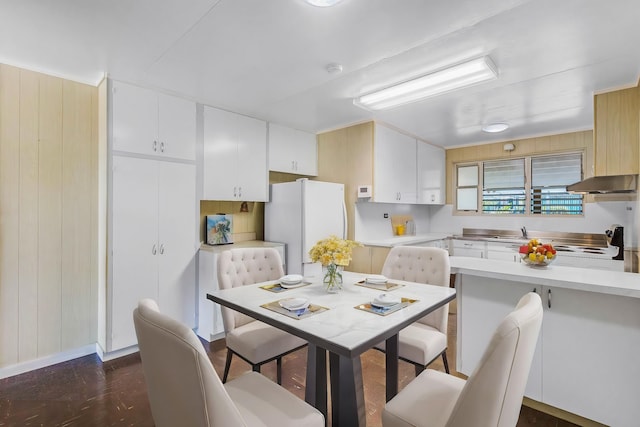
(520, 253), (556, 267)
(518, 238), (557, 267)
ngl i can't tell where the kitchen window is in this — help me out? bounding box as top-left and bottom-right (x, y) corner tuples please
(455, 152), (583, 215)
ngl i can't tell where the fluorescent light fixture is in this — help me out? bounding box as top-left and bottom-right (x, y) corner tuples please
(354, 56), (498, 111)
(483, 122), (510, 133)
(304, 0), (343, 6)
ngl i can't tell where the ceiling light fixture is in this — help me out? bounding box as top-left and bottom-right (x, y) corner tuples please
(482, 122), (510, 133)
(304, 0), (344, 7)
(353, 56), (498, 111)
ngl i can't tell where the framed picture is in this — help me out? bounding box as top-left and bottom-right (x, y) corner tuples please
(206, 214), (233, 245)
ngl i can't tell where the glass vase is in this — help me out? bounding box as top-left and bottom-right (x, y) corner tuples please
(323, 263), (344, 293)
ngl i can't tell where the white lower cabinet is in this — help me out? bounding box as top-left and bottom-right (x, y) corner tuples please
(197, 242), (285, 342)
(451, 239), (485, 258)
(458, 275), (640, 426)
(485, 242), (521, 262)
(110, 156), (197, 351)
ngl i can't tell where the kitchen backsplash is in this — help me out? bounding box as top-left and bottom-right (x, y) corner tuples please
(429, 200), (637, 247)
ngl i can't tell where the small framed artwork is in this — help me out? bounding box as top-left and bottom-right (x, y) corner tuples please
(206, 214), (233, 245)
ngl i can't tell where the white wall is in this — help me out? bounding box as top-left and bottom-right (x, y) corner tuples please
(354, 202), (431, 240)
(354, 200), (637, 249)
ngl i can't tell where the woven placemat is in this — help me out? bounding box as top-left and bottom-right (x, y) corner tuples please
(261, 300), (329, 320)
(354, 297), (418, 316)
(354, 280), (405, 291)
(259, 282), (312, 293)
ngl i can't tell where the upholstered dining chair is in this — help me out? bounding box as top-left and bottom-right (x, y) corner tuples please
(217, 247), (306, 384)
(382, 292), (543, 427)
(133, 299), (324, 427)
(375, 246), (451, 375)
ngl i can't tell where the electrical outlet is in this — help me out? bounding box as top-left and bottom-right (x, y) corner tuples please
(383, 213), (389, 218)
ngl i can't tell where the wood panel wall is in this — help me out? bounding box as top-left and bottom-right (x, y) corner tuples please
(0, 64), (98, 368)
(445, 130), (594, 204)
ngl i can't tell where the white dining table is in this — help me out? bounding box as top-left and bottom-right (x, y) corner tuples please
(207, 271), (456, 427)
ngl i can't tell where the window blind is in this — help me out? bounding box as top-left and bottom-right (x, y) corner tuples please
(482, 159), (526, 214)
(530, 153), (583, 215)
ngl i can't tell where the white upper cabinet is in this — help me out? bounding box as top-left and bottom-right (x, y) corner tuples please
(203, 106), (268, 201)
(373, 124), (417, 203)
(112, 80), (196, 160)
(268, 123), (317, 176)
(417, 141), (445, 204)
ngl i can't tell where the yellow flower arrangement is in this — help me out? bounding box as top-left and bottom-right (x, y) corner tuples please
(309, 235), (362, 292)
(309, 235), (362, 267)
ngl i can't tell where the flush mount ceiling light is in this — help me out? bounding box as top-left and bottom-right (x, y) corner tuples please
(304, 0), (343, 6)
(354, 56), (498, 111)
(482, 122), (510, 133)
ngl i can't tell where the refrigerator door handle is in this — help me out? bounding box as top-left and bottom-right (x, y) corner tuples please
(342, 200), (348, 239)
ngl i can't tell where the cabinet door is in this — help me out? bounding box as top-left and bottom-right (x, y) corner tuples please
(541, 287), (640, 426)
(452, 240), (485, 258)
(203, 106), (239, 200)
(236, 113), (268, 201)
(485, 243), (519, 262)
(294, 129), (318, 175)
(417, 141), (445, 204)
(158, 162), (197, 328)
(374, 124), (416, 203)
(457, 276), (542, 400)
(269, 123), (296, 173)
(269, 124), (317, 175)
(112, 81), (158, 155)
(158, 94), (196, 161)
(111, 156), (159, 350)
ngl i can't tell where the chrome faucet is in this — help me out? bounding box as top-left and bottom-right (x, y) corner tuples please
(521, 226), (528, 238)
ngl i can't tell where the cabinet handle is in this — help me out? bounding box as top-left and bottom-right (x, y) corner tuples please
(159, 244), (164, 255)
(291, 160), (295, 170)
(233, 187), (237, 197)
(160, 141), (165, 153)
(238, 186), (242, 198)
(533, 287), (537, 294)
(153, 140), (158, 152)
(548, 289), (552, 308)
(152, 244), (157, 255)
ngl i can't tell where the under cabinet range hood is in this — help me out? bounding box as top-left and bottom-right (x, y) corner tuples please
(566, 174), (638, 194)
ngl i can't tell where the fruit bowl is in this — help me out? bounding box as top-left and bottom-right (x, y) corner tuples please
(518, 239), (557, 267)
(520, 253), (556, 267)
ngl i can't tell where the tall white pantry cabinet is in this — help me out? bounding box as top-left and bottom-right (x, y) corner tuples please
(107, 80), (198, 353)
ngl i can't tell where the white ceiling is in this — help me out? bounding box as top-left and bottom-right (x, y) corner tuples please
(2, 0), (640, 148)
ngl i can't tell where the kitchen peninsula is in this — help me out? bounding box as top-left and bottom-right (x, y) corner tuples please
(451, 256), (640, 427)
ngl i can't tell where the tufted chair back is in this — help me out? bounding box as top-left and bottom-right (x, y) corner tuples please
(447, 292), (543, 427)
(381, 246), (450, 332)
(133, 299), (246, 427)
(217, 247), (285, 333)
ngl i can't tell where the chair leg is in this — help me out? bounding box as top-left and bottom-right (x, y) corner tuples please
(222, 349), (233, 383)
(442, 351), (450, 374)
(276, 357), (283, 384)
(252, 364), (260, 373)
(414, 363), (425, 377)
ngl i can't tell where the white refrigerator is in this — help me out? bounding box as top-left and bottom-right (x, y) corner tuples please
(265, 178), (347, 276)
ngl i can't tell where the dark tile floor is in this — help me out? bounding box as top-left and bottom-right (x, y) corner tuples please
(0, 313), (580, 427)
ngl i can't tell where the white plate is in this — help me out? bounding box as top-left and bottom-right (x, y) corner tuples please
(366, 275), (388, 284)
(279, 274), (304, 285)
(280, 281), (306, 289)
(372, 293), (401, 308)
(279, 297), (310, 311)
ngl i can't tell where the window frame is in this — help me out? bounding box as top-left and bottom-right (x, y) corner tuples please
(454, 151), (584, 217)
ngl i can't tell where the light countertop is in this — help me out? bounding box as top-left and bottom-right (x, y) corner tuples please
(358, 233), (451, 248)
(450, 256), (640, 299)
(199, 240), (284, 253)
